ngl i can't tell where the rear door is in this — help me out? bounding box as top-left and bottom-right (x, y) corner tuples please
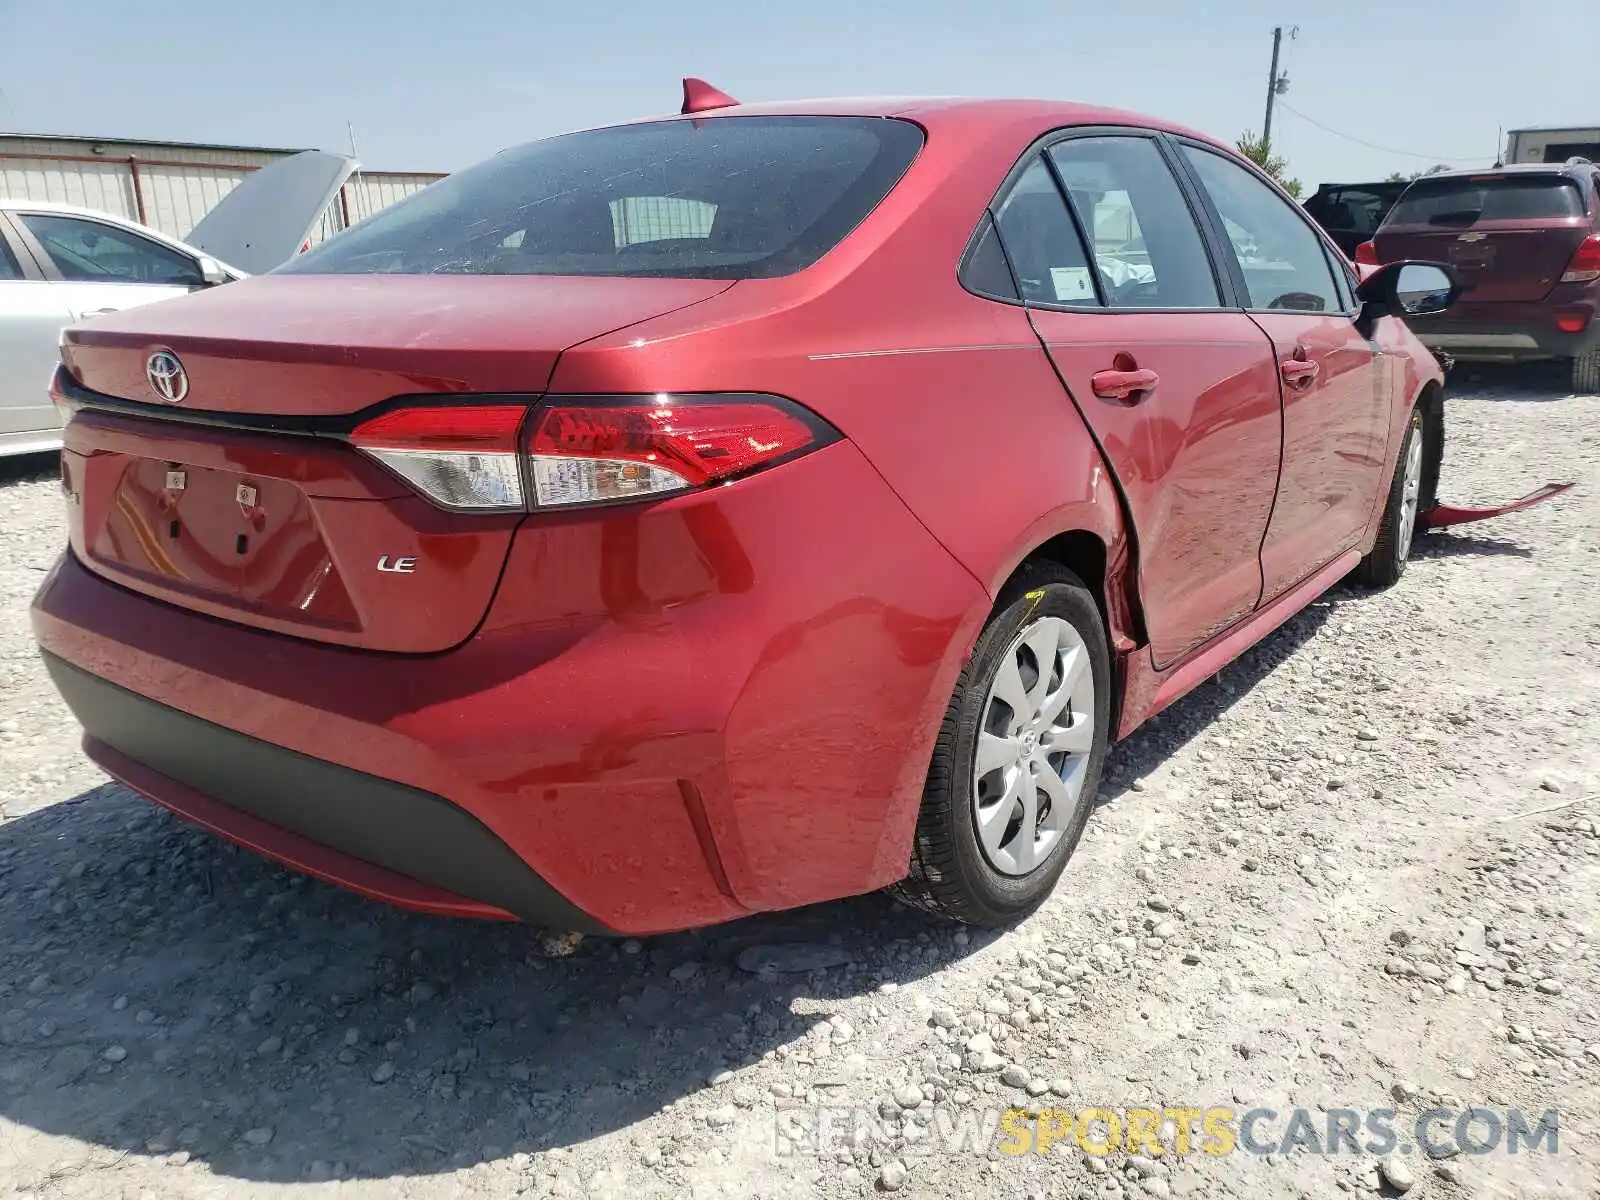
(1175, 142), (1390, 598)
(994, 133), (1283, 667)
(0, 214), (73, 448)
(1375, 173), (1591, 302)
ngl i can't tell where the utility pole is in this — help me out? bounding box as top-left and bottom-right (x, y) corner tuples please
(1262, 26), (1284, 152)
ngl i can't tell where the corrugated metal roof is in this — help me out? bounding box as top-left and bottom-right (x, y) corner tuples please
(0, 131), (310, 155)
(2, 132), (447, 245)
(0, 133), (446, 176)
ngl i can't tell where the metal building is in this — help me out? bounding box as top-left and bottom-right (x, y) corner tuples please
(0, 132), (445, 245)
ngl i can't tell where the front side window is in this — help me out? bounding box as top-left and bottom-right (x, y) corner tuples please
(279, 116), (924, 280)
(1179, 146), (1342, 313)
(1048, 136), (1220, 309)
(17, 214), (199, 285)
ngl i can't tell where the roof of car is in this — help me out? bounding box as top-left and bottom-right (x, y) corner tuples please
(1416, 162), (1595, 181)
(0, 199), (151, 220)
(655, 95), (1228, 149)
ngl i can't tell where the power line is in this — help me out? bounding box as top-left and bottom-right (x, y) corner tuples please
(1276, 101), (1496, 164)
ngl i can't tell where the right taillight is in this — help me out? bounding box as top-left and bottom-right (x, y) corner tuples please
(350, 394), (834, 512)
(350, 404), (528, 511)
(527, 395), (828, 508)
(1354, 241), (1379, 266)
(1560, 233), (1600, 283)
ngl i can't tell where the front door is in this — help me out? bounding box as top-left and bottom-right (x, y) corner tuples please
(0, 220), (73, 447)
(1174, 144), (1390, 600)
(12, 212), (199, 322)
(992, 135), (1283, 668)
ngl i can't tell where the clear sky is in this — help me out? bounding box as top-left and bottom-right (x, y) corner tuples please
(2, 0), (1596, 186)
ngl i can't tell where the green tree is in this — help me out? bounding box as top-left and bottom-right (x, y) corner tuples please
(1237, 130), (1303, 199)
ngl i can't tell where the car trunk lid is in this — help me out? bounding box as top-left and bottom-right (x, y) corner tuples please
(1374, 173), (1591, 303)
(56, 274), (733, 652)
(62, 274), (732, 412)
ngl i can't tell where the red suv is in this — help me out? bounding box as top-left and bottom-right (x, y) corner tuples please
(34, 92), (1462, 935)
(1358, 161), (1600, 391)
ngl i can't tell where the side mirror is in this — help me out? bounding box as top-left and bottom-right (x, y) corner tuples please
(196, 255), (232, 286)
(1356, 260), (1460, 321)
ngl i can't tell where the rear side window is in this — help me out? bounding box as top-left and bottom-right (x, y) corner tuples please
(280, 116), (924, 280)
(960, 212), (1020, 300)
(992, 159), (1098, 305)
(0, 236), (20, 280)
(1047, 137), (1221, 309)
(1387, 176), (1584, 226)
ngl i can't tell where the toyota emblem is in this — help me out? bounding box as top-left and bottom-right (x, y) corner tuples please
(145, 350), (188, 403)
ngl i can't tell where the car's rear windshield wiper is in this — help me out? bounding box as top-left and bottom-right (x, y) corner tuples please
(1427, 209), (1483, 227)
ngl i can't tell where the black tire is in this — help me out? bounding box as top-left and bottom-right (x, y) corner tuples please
(890, 562), (1111, 927)
(1574, 350), (1600, 395)
(1355, 404), (1424, 590)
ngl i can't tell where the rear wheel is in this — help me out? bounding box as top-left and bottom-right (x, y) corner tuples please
(1573, 350), (1600, 395)
(890, 563), (1110, 927)
(1356, 405), (1425, 589)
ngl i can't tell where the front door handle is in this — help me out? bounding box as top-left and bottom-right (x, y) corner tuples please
(73, 307), (120, 320)
(1280, 357), (1320, 387)
(1090, 367), (1159, 402)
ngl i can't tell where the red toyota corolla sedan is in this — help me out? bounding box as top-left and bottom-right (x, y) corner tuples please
(32, 87), (1465, 934)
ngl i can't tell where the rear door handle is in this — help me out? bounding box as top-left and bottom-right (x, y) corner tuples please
(1281, 357), (1320, 386)
(73, 307), (120, 320)
(1090, 368), (1159, 402)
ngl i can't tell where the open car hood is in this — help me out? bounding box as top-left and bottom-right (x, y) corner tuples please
(183, 150), (359, 275)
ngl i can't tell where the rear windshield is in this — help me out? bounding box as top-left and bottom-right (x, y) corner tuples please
(278, 116), (924, 280)
(1386, 176), (1584, 227)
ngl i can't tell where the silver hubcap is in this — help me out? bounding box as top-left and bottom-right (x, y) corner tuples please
(1398, 422), (1423, 556)
(972, 616), (1096, 876)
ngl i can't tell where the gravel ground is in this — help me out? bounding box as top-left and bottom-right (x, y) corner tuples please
(0, 367), (1596, 1200)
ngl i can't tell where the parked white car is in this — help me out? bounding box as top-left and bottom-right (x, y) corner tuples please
(0, 150), (357, 457)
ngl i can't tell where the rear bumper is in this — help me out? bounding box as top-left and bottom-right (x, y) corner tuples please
(1406, 295), (1599, 361)
(45, 651), (599, 928)
(30, 441), (987, 934)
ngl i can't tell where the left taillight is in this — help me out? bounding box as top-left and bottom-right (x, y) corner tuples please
(1354, 241), (1379, 266)
(349, 394), (835, 512)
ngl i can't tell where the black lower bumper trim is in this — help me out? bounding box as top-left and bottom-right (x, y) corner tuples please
(1408, 319), (1599, 361)
(42, 651), (609, 933)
